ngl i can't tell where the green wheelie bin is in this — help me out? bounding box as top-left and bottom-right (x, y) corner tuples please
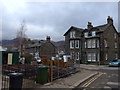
(36, 66), (49, 84)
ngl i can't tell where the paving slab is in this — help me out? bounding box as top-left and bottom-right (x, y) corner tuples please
(23, 69), (98, 89)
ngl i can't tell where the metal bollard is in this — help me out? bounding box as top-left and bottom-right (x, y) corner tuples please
(8, 73), (23, 90)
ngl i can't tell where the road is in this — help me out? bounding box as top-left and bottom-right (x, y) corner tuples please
(76, 64), (120, 89)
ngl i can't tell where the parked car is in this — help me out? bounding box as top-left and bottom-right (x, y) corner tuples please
(109, 59), (120, 67)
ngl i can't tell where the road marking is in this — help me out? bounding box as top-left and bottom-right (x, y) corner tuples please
(104, 86), (111, 88)
(81, 72), (103, 88)
(107, 82), (119, 86)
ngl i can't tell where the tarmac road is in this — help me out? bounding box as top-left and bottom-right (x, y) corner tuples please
(76, 64), (120, 89)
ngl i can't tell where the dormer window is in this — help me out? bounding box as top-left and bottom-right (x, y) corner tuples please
(84, 32), (88, 37)
(92, 31), (96, 36)
(70, 31), (75, 38)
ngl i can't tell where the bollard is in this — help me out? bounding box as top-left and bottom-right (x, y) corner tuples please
(8, 73), (23, 90)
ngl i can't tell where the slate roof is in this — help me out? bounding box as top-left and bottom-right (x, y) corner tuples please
(64, 26), (84, 36)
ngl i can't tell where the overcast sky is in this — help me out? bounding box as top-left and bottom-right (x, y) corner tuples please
(1, 0), (119, 41)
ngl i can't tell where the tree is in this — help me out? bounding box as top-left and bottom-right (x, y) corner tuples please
(16, 20), (27, 56)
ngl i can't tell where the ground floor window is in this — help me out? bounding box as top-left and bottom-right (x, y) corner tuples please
(105, 53), (108, 60)
(87, 53), (96, 62)
(76, 52), (80, 60)
(70, 51), (74, 59)
(115, 53), (118, 59)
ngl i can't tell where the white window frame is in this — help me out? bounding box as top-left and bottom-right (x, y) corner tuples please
(76, 52), (80, 60)
(115, 42), (117, 48)
(70, 40), (74, 49)
(70, 31), (75, 38)
(97, 40), (99, 48)
(84, 32), (88, 37)
(92, 39), (96, 48)
(104, 40), (107, 47)
(87, 53), (96, 62)
(115, 53), (118, 59)
(75, 40), (79, 48)
(92, 31), (96, 36)
(92, 53), (96, 62)
(105, 53), (108, 60)
(87, 40), (92, 48)
(87, 53), (92, 61)
(114, 33), (117, 38)
(70, 52), (74, 59)
(85, 41), (87, 48)
(87, 39), (96, 48)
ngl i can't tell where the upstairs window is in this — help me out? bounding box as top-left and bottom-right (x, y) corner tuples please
(104, 40), (107, 47)
(92, 39), (96, 48)
(75, 40), (80, 48)
(84, 32), (88, 37)
(70, 31), (75, 38)
(97, 40), (99, 48)
(114, 33), (117, 38)
(115, 42), (117, 48)
(87, 39), (96, 48)
(92, 31), (96, 36)
(87, 40), (92, 48)
(70, 40), (74, 49)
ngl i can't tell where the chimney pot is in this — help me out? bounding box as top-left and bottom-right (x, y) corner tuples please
(87, 22), (93, 29)
(46, 36), (51, 41)
(107, 16), (113, 25)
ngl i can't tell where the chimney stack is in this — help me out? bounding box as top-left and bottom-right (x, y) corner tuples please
(107, 16), (113, 25)
(87, 22), (93, 29)
(46, 36), (51, 41)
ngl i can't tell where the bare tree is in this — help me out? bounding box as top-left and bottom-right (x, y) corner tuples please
(16, 20), (27, 56)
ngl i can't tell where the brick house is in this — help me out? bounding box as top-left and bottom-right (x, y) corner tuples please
(24, 36), (56, 58)
(64, 16), (120, 65)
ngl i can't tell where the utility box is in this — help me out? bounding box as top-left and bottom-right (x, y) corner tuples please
(36, 66), (49, 84)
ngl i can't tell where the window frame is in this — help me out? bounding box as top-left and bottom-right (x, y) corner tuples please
(92, 31), (96, 36)
(75, 40), (80, 48)
(105, 53), (108, 60)
(84, 32), (88, 37)
(104, 40), (107, 47)
(115, 42), (117, 48)
(70, 31), (75, 38)
(70, 40), (74, 49)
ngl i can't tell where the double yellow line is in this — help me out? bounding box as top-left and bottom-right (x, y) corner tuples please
(81, 72), (103, 88)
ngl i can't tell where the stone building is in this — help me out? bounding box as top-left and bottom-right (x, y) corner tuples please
(24, 36), (56, 58)
(64, 16), (120, 65)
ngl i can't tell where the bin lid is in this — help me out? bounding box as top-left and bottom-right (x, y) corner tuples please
(37, 66), (49, 69)
(8, 73), (23, 77)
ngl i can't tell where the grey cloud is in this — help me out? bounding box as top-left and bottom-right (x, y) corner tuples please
(2, 2), (118, 41)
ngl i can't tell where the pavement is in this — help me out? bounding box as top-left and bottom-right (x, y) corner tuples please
(80, 64), (119, 70)
(23, 68), (98, 89)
